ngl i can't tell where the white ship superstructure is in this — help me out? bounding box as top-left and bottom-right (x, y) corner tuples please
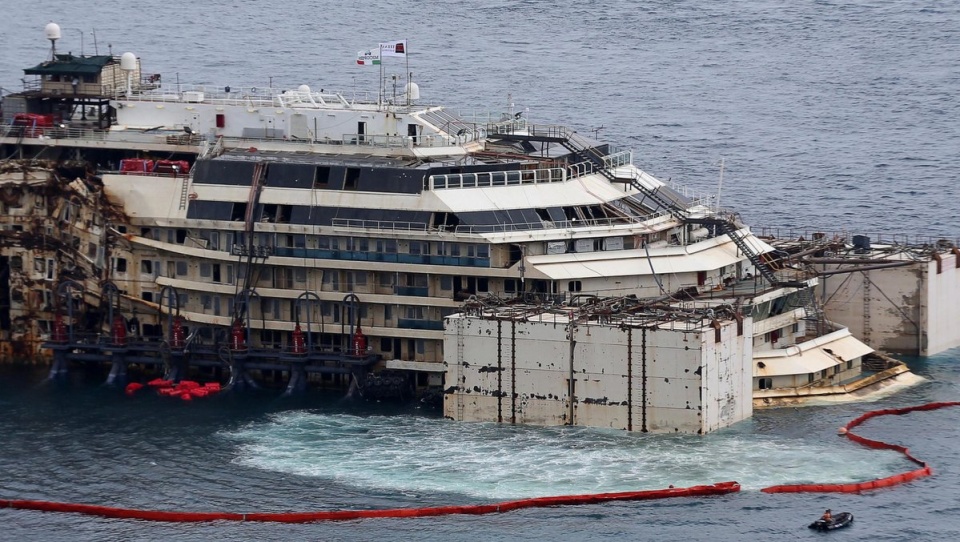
(0, 29), (917, 406)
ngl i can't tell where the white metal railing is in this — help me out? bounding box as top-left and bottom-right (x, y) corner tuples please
(112, 84), (386, 109)
(0, 126), (461, 152)
(331, 219), (429, 232)
(664, 179), (716, 208)
(449, 212), (664, 234)
(0, 125), (206, 146)
(603, 149), (633, 169)
(751, 226), (960, 249)
(486, 117), (529, 135)
(427, 166), (567, 190)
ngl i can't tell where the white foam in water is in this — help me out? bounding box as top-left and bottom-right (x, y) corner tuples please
(221, 412), (908, 499)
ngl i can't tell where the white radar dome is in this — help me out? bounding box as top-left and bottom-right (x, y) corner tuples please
(405, 82), (420, 101)
(120, 52), (138, 71)
(298, 84), (311, 94)
(45, 22), (61, 41)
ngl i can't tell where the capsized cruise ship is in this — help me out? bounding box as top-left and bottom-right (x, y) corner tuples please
(0, 26), (917, 406)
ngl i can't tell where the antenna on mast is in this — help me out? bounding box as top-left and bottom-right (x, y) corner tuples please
(45, 22), (61, 60)
(716, 158), (725, 213)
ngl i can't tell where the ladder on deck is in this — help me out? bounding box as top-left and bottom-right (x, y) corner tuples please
(560, 131), (688, 220)
(456, 316), (466, 422)
(177, 176), (191, 210)
(687, 217), (781, 286)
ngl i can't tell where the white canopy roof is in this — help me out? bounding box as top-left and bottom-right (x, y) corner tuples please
(526, 230), (774, 280)
(755, 328), (873, 377)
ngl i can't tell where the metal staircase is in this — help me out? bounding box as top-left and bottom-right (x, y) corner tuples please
(796, 284), (823, 324)
(559, 132), (688, 221)
(487, 122), (792, 288)
(686, 217), (781, 286)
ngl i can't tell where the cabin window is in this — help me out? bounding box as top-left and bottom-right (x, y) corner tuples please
(322, 270), (340, 290)
(231, 202), (247, 221)
(275, 268), (294, 289)
(405, 273), (428, 288)
(346, 271), (367, 289)
(141, 260), (154, 274)
(758, 378), (773, 390)
(476, 278), (489, 292)
(115, 258), (127, 273)
(404, 306), (425, 320)
(377, 239), (397, 254)
(318, 236), (338, 250)
(322, 302), (340, 323)
(261, 298), (281, 318)
(176, 229), (188, 244)
(440, 276), (453, 291)
(504, 279), (519, 293)
(568, 281), (582, 292)
(344, 168), (360, 190)
(200, 263), (211, 278)
(409, 241), (426, 255)
(314, 166), (330, 188)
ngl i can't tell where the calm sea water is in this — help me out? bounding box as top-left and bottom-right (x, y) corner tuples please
(2, 1), (959, 540)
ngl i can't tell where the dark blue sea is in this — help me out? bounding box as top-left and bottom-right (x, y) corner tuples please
(2, 1), (960, 540)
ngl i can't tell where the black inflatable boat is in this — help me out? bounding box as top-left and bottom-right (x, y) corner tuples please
(809, 512), (854, 531)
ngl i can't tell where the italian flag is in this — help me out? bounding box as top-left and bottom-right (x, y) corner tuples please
(357, 50), (380, 65)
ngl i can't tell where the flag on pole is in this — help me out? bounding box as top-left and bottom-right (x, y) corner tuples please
(357, 50), (381, 65)
(379, 40), (407, 58)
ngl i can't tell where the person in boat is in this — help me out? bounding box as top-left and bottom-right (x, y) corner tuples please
(821, 509), (833, 522)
